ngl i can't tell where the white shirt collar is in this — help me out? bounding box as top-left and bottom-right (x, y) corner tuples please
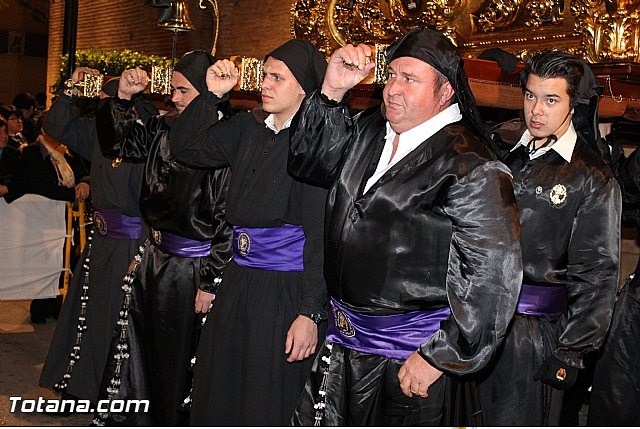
(385, 103), (463, 156)
(363, 103), (462, 194)
(264, 114), (294, 134)
(511, 122), (577, 162)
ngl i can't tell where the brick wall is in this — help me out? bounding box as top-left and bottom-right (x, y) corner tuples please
(47, 0), (294, 105)
(0, 0), (49, 104)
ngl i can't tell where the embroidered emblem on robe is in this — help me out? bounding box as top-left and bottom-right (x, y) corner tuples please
(94, 212), (107, 236)
(237, 232), (251, 256)
(550, 184), (567, 206)
(333, 307), (356, 337)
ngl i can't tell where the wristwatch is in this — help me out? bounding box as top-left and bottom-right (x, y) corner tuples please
(298, 312), (323, 325)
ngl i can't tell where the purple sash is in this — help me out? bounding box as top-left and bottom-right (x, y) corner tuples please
(233, 224), (305, 272)
(150, 229), (211, 258)
(93, 209), (142, 240)
(327, 298), (451, 360)
(516, 283), (568, 319)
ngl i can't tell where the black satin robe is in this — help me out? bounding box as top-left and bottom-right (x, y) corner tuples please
(287, 91), (523, 425)
(168, 91), (328, 426)
(478, 131), (621, 426)
(39, 94), (149, 404)
(94, 96), (233, 425)
(588, 143), (640, 426)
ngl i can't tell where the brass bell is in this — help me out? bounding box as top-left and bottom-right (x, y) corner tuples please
(159, 0), (195, 33)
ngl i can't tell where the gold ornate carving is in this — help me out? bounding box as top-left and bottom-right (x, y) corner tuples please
(66, 74), (104, 98)
(291, 0), (639, 63)
(526, 0), (564, 28)
(572, 0), (640, 62)
(292, 0), (463, 51)
(472, 0), (523, 32)
(230, 56), (264, 92)
(151, 66), (173, 95)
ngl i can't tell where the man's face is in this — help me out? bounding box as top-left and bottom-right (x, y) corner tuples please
(382, 57), (453, 134)
(0, 124), (8, 148)
(523, 74), (574, 140)
(6, 114), (23, 135)
(260, 56), (306, 119)
(171, 71), (200, 114)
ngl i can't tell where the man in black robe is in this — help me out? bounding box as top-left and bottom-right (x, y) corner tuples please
(39, 71), (154, 407)
(478, 50), (621, 426)
(287, 27), (523, 425)
(167, 39), (329, 426)
(588, 138), (640, 426)
(92, 51), (233, 425)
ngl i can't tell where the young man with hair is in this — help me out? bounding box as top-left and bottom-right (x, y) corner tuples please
(286, 28), (523, 426)
(93, 51), (233, 425)
(168, 39), (329, 426)
(478, 50), (621, 426)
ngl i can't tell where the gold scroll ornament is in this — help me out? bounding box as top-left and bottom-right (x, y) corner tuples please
(151, 65), (174, 95)
(230, 56), (264, 92)
(65, 74), (104, 98)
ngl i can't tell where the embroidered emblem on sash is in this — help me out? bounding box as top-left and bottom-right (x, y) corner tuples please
(152, 229), (162, 245)
(237, 232), (251, 256)
(94, 212), (107, 236)
(333, 307), (355, 337)
(549, 184), (567, 206)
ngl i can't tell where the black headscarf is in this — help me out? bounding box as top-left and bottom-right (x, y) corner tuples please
(265, 39), (327, 95)
(385, 27), (488, 141)
(174, 50), (216, 94)
(101, 77), (120, 98)
(572, 60), (607, 162)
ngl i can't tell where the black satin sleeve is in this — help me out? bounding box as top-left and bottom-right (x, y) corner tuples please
(96, 96), (161, 161)
(297, 180), (329, 317)
(43, 94), (95, 160)
(554, 170), (621, 368)
(420, 161), (523, 375)
(198, 167), (233, 293)
(616, 144), (640, 227)
(168, 90), (234, 169)
(288, 91), (355, 188)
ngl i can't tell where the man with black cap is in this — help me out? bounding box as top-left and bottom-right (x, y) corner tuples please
(92, 51), (233, 425)
(286, 27), (523, 425)
(39, 68), (156, 409)
(478, 50), (620, 426)
(167, 39), (328, 426)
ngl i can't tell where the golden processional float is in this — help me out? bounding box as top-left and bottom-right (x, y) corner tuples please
(290, 0), (640, 119)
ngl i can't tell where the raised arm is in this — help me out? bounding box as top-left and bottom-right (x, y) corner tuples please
(288, 44), (376, 187)
(96, 68), (159, 161)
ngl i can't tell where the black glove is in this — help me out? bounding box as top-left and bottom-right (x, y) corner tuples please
(534, 355), (579, 390)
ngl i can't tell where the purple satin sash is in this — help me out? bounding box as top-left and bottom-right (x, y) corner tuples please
(327, 298), (451, 360)
(232, 224), (305, 272)
(93, 209), (142, 240)
(516, 283), (568, 319)
(150, 229), (211, 258)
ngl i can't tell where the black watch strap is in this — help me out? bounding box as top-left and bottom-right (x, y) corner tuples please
(299, 312), (323, 325)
